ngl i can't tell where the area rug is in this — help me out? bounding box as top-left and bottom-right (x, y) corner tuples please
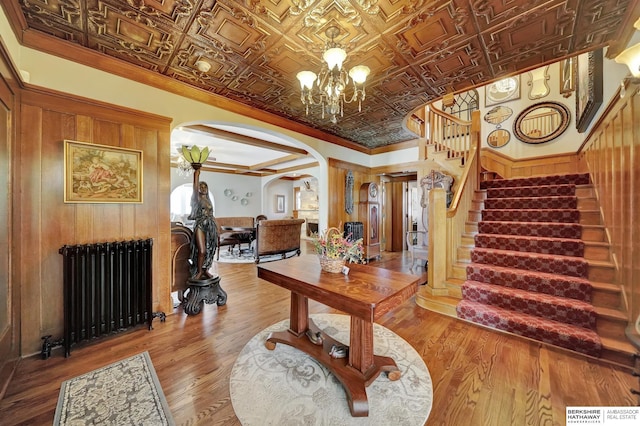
(54, 351), (174, 425)
(230, 313), (432, 425)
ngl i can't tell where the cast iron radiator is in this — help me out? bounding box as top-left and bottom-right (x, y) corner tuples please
(344, 222), (364, 242)
(57, 238), (162, 357)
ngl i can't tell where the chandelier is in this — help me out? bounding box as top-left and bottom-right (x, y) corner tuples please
(296, 26), (370, 124)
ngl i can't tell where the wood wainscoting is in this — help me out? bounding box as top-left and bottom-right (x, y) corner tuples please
(579, 81), (640, 350)
(10, 79), (173, 358)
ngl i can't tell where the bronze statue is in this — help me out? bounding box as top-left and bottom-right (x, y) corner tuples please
(188, 166), (218, 280)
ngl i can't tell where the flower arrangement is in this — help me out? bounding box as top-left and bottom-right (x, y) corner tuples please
(311, 227), (364, 264)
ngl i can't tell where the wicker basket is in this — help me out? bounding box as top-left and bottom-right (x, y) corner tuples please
(318, 255), (346, 273)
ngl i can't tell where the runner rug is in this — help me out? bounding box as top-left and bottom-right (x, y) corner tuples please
(230, 313), (432, 425)
(54, 351), (174, 425)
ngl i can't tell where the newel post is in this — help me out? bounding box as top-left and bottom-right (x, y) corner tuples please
(427, 188), (448, 294)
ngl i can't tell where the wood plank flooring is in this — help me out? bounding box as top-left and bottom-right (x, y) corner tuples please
(1, 242), (637, 425)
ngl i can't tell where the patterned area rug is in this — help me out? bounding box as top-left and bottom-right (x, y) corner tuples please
(54, 351), (174, 425)
(230, 314), (432, 425)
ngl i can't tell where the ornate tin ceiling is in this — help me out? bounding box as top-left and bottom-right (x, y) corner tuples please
(7, 0), (638, 149)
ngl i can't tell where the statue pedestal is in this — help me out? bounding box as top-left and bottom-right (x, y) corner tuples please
(183, 276), (227, 316)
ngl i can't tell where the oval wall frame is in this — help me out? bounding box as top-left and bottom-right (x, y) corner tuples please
(513, 101), (570, 144)
(487, 129), (511, 148)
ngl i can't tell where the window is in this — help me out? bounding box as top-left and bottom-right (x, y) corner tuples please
(170, 183), (215, 225)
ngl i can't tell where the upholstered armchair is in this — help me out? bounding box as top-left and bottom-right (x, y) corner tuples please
(406, 230), (428, 268)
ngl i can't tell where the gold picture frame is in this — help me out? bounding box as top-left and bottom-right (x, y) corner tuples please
(64, 140), (143, 203)
(559, 57), (575, 98)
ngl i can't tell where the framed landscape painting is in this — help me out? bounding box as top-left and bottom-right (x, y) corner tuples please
(64, 140), (143, 203)
(575, 49), (603, 133)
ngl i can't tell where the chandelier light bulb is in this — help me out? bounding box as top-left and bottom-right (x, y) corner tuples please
(297, 71), (317, 90)
(349, 65), (370, 84)
(323, 47), (347, 70)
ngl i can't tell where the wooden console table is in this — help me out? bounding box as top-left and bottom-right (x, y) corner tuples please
(257, 255), (419, 417)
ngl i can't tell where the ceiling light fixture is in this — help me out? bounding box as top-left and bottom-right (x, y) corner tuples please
(296, 26), (370, 124)
(195, 59), (211, 73)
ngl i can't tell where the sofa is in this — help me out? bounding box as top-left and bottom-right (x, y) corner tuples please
(253, 218), (305, 263)
(215, 216), (255, 259)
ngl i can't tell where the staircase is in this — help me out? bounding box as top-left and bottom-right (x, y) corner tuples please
(455, 173), (632, 364)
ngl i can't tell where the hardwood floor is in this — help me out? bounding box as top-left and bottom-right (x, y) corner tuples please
(1, 242), (636, 425)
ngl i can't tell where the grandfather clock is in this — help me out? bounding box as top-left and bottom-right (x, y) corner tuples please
(359, 182), (380, 261)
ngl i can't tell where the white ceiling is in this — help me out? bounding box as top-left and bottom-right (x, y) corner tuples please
(170, 124), (319, 177)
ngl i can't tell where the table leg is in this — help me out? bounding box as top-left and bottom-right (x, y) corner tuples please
(349, 316), (375, 375)
(264, 314), (403, 417)
(289, 292), (308, 336)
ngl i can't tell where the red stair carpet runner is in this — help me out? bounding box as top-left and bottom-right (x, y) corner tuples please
(456, 173), (602, 357)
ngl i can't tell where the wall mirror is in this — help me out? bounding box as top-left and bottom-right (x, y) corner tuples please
(484, 106), (513, 125)
(487, 129), (510, 148)
(527, 66), (550, 100)
(513, 101), (570, 144)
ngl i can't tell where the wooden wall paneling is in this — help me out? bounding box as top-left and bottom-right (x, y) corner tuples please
(480, 149), (580, 179)
(74, 116), (94, 243)
(621, 96), (633, 315)
(390, 181), (405, 252)
(91, 119), (125, 243)
(632, 92), (640, 330)
(19, 103), (45, 352)
(39, 109), (75, 337)
(0, 68), (17, 396)
(155, 128), (172, 312)
(613, 115), (624, 277)
(327, 158), (372, 231)
(17, 87), (172, 354)
(120, 124), (137, 239)
(580, 82), (640, 348)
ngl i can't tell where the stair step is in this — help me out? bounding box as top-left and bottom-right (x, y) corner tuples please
(480, 173), (590, 189)
(477, 220), (582, 239)
(600, 336), (638, 367)
(466, 263), (592, 301)
(582, 225), (607, 242)
(487, 184), (577, 199)
(591, 281), (623, 309)
(461, 281), (597, 329)
(595, 306), (628, 341)
(456, 299), (601, 357)
(583, 241), (611, 261)
(484, 196), (578, 210)
(577, 197), (598, 210)
(474, 234), (584, 257)
(579, 210), (602, 225)
(482, 208), (580, 223)
(587, 259), (616, 283)
(575, 186), (596, 198)
(471, 247), (589, 278)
